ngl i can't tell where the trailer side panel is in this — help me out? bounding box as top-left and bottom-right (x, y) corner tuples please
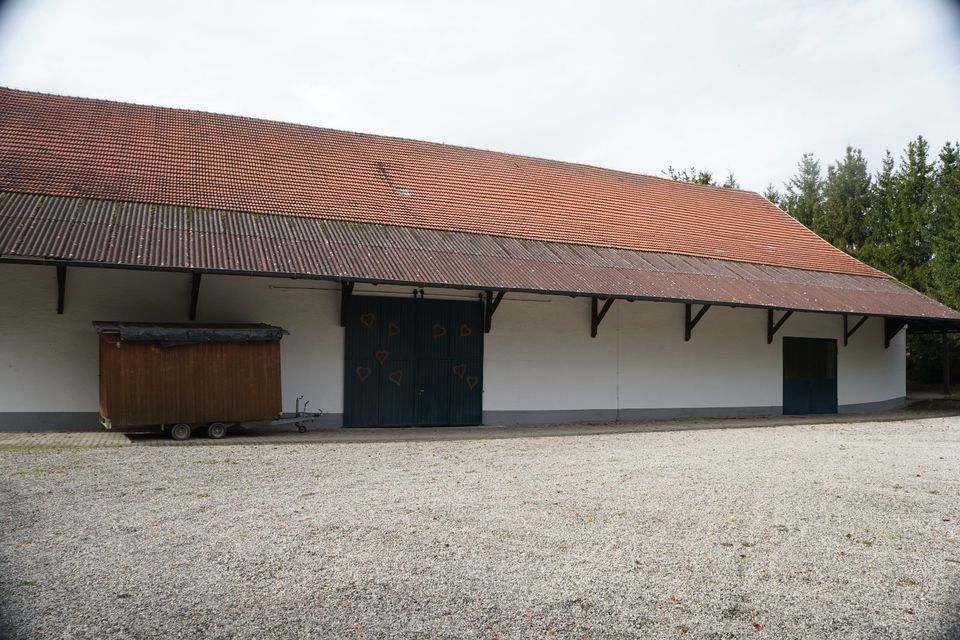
(98, 333), (281, 428)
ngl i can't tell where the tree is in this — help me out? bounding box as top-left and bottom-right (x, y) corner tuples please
(782, 153), (824, 228)
(663, 166), (739, 188)
(721, 172), (740, 189)
(664, 165), (715, 185)
(860, 150), (897, 267)
(763, 183), (783, 207)
(817, 146), (872, 255)
(887, 135), (935, 292)
(931, 141), (960, 309)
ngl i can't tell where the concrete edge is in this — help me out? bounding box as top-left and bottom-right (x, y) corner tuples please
(838, 396), (905, 414)
(0, 398), (910, 433)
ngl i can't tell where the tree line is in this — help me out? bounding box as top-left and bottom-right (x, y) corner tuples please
(665, 136), (960, 383)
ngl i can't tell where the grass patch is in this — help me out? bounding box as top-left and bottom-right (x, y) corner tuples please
(12, 463), (75, 476)
(17, 580), (37, 587)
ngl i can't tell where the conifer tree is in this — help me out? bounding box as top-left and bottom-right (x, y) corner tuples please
(887, 135), (935, 292)
(782, 153), (824, 228)
(931, 141), (960, 309)
(818, 146), (872, 255)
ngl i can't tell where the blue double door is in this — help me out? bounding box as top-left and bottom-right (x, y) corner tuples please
(344, 296), (483, 427)
(783, 337), (838, 415)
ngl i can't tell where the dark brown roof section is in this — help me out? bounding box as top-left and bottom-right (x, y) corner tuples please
(2, 192), (958, 324)
(0, 87), (885, 277)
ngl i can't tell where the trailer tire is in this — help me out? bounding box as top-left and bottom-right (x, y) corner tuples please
(171, 423), (192, 441)
(207, 422), (228, 439)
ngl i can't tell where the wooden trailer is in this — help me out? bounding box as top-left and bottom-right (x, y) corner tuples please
(94, 322), (314, 439)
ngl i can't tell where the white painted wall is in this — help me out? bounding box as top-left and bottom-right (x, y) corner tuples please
(0, 264), (906, 426)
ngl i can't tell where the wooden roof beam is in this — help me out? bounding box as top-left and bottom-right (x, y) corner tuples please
(767, 309), (793, 344)
(591, 297), (615, 338)
(684, 303), (711, 342)
(484, 290), (506, 333)
(843, 314), (869, 347)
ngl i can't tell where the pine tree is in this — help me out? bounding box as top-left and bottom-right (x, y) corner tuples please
(859, 151), (897, 270)
(816, 147), (872, 255)
(888, 135), (935, 292)
(664, 166), (715, 185)
(931, 141), (960, 309)
(782, 153), (824, 228)
(763, 183), (782, 207)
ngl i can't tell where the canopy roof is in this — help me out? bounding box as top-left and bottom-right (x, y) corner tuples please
(4, 192), (958, 324)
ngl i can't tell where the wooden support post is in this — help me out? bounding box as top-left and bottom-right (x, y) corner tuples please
(943, 331), (952, 396)
(189, 273), (202, 321)
(767, 309), (793, 344)
(55, 265), (66, 315)
(684, 303), (711, 342)
(843, 314), (869, 347)
(339, 281), (354, 328)
(590, 297), (615, 338)
(484, 290), (506, 333)
(884, 317), (907, 348)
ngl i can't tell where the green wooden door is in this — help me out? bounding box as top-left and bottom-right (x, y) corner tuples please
(783, 337), (838, 415)
(344, 296), (482, 426)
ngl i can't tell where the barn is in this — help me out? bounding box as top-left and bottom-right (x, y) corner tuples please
(0, 87), (958, 431)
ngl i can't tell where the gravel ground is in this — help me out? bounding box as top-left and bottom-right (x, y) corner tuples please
(1, 417), (958, 639)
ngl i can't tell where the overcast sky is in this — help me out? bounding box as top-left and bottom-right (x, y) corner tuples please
(0, 0), (958, 192)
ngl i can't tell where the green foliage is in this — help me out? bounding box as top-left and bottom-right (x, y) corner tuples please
(777, 137), (959, 384)
(664, 165), (715, 185)
(663, 166), (739, 189)
(763, 183), (782, 207)
(782, 154), (824, 227)
(931, 141), (960, 310)
(816, 147), (872, 256)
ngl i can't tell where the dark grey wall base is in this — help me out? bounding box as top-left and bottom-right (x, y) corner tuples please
(0, 412), (101, 432)
(838, 396), (905, 414)
(485, 398), (907, 425)
(617, 406), (781, 421)
(482, 409), (620, 425)
(483, 406), (780, 425)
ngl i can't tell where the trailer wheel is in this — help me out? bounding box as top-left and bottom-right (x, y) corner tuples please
(170, 423), (192, 441)
(207, 422), (228, 439)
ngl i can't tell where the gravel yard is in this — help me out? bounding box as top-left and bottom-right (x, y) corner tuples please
(1, 417), (959, 639)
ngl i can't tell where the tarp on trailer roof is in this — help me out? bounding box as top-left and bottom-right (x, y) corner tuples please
(93, 322), (287, 342)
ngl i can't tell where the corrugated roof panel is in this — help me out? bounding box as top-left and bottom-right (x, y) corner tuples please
(1, 192), (959, 322)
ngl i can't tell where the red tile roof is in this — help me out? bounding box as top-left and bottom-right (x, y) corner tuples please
(0, 87), (884, 278)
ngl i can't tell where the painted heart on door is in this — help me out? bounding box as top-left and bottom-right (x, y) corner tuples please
(432, 324), (447, 339)
(388, 322), (401, 336)
(459, 323), (472, 337)
(388, 369), (403, 386)
(452, 363), (467, 379)
(466, 375), (479, 390)
(359, 313), (375, 327)
(356, 366), (372, 382)
(374, 350), (389, 365)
